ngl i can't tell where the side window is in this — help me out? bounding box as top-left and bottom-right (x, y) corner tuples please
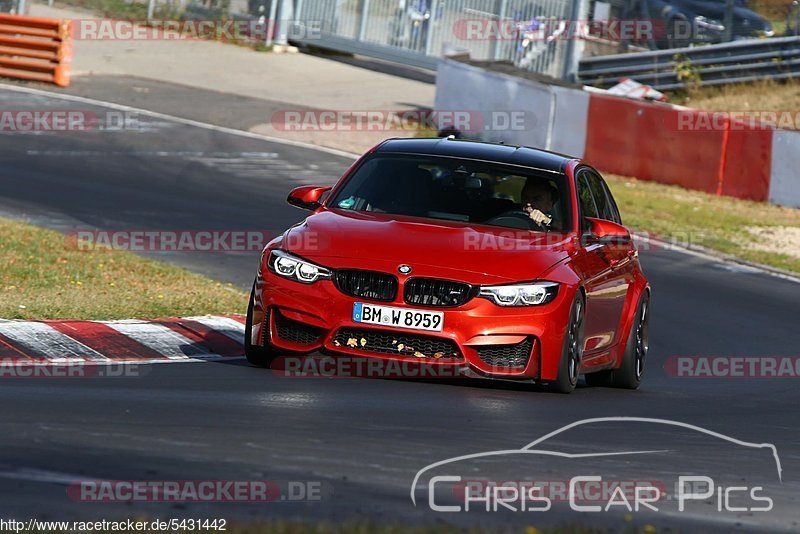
(585, 172), (614, 222)
(601, 180), (622, 225)
(577, 173), (599, 230)
(591, 171), (622, 224)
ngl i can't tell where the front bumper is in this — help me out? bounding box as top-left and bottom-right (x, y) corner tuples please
(252, 267), (574, 380)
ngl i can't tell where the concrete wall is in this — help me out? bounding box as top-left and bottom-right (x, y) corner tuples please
(435, 59), (587, 157)
(770, 129), (800, 208)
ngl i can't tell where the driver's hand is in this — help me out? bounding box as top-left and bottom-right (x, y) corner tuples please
(524, 204), (552, 226)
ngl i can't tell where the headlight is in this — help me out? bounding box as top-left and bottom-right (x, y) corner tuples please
(479, 281), (559, 306)
(267, 250), (331, 283)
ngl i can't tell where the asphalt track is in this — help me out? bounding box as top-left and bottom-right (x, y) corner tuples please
(1, 82), (799, 532)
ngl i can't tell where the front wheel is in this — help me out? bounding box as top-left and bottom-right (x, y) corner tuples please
(245, 283), (278, 367)
(546, 293), (585, 394)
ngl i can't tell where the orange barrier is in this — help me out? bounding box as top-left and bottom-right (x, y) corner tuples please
(584, 92), (772, 202)
(0, 14), (72, 87)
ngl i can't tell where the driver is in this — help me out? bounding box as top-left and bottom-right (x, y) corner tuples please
(521, 178), (558, 228)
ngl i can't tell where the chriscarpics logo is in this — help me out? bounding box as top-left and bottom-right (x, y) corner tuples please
(410, 418), (782, 518)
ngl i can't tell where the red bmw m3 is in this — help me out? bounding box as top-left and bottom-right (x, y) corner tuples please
(245, 138), (650, 393)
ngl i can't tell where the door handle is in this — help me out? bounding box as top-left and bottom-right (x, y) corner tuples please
(610, 250), (636, 268)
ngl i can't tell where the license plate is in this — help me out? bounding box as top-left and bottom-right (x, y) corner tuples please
(352, 303), (443, 332)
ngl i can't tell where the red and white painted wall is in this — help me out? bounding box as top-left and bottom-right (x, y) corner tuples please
(0, 315), (245, 364)
(435, 59), (800, 208)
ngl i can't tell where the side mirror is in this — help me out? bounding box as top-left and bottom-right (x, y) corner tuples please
(287, 186), (331, 211)
(583, 217), (631, 245)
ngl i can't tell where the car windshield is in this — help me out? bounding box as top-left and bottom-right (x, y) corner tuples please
(329, 154), (572, 232)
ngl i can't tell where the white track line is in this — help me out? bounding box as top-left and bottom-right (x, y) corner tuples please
(0, 83), (360, 159)
(103, 320), (219, 360)
(0, 321), (108, 362)
(2, 356), (243, 367)
(0, 467), (88, 485)
(635, 233), (800, 285)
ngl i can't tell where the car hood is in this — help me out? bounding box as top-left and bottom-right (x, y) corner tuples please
(282, 209), (573, 284)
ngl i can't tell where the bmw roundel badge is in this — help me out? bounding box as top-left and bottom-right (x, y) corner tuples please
(398, 264), (412, 275)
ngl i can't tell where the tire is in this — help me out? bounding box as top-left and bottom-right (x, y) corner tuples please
(586, 292), (650, 389)
(244, 283), (277, 367)
(611, 292), (650, 389)
(546, 293), (586, 394)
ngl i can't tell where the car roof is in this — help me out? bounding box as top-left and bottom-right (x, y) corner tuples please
(374, 138), (576, 173)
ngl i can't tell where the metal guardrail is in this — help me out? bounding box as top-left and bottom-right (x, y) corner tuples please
(578, 36), (800, 91)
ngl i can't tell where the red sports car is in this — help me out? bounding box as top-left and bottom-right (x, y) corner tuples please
(245, 138), (650, 393)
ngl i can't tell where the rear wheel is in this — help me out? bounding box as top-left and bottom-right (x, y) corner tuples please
(612, 292), (650, 389)
(546, 293), (585, 394)
(586, 292), (650, 389)
(245, 283), (278, 367)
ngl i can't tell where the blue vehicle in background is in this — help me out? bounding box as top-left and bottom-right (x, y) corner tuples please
(616, 0), (774, 49)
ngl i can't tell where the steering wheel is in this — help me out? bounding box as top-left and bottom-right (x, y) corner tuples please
(484, 210), (547, 230)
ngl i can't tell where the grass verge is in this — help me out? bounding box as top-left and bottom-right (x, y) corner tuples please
(668, 79), (800, 117)
(0, 217), (247, 320)
(606, 173), (800, 274)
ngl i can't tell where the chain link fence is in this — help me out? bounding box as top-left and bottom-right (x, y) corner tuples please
(291, 0), (584, 78)
(139, 0), (585, 78)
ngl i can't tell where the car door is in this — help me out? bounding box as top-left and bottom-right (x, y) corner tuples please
(573, 169), (631, 365)
(585, 168), (636, 282)
(590, 169), (637, 282)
